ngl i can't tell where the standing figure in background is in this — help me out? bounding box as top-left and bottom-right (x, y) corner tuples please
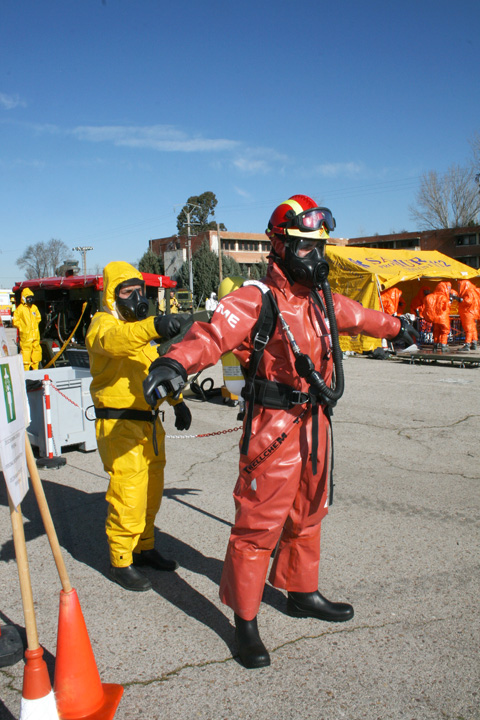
(380, 286), (405, 316)
(159, 294), (179, 314)
(457, 280), (479, 351)
(12, 288), (42, 370)
(410, 286), (431, 317)
(205, 292), (218, 312)
(420, 281), (457, 352)
(86, 261), (192, 592)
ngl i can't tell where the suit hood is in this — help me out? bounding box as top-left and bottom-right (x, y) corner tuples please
(102, 261), (144, 313)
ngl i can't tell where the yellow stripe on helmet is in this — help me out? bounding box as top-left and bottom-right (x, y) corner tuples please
(281, 198), (305, 216)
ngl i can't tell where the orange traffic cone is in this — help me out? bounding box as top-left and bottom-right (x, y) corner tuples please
(20, 646), (59, 719)
(53, 589), (123, 720)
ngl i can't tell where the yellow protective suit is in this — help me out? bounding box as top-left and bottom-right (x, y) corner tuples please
(86, 261), (180, 568)
(12, 288), (42, 370)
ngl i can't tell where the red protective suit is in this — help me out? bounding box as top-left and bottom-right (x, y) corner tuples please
(380, 287), (405, 316)
(165, 261), (401, 620)
(420, 281), (453, 345)
(410, 286), (431, 316)
(457, 280), (480, 345)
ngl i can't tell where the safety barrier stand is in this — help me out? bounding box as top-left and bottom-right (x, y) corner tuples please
(36, 374), (66, 469)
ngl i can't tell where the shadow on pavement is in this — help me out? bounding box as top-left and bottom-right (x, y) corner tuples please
(1, 476), (286, 651)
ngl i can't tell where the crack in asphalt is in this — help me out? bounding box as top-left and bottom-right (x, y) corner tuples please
(121, 615), (446, 688)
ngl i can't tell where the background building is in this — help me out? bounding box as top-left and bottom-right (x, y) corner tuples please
(346, 225), (480, 269)
(149, 230), (347, 278)
(149, 225), (480, 279)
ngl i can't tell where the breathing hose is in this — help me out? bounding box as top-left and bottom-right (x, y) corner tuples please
(277, 261), (345, 407)
(308, 272), (345, 406)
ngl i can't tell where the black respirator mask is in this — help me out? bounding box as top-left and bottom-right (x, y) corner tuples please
(25, 296), (34, 305)
(282, 239), (330, 288)
(115, 279), (149, 322)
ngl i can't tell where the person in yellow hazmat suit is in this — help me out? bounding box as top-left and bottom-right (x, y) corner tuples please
(12, 287), (42, 370)
(86, 261), (193, 591)
(159, 293), (179, 314)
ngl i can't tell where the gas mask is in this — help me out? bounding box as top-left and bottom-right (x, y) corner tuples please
(115, 279), (149, 322)
(25, 296), (34, 305)
(282, 238), (330, 288)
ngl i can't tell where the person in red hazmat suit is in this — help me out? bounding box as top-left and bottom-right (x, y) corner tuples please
(86, 261), (192, 592)
(380, 286), (405, 316)
(12, 287), (42, 370)
(410, 286), (431, 317)
(420, 281), (457, 351)
(143, 196), (419, 668)
(457, 279), (479, 350)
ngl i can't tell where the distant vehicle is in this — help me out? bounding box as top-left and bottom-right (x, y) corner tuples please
(173, 288), (194, 311)
(11, 272), (177, 367)
(0, 289), (14, 326)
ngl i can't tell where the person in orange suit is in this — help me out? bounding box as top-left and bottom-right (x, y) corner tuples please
(420, 281), (457, 352)
(410, 286), (431, 317)
(457, 280), (479, 351)
(380, 286), (405, 316)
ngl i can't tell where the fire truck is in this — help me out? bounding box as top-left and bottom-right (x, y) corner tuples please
(11, 272), (177, 367)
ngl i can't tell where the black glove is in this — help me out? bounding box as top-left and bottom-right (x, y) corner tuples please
(143, 357), (188, 406)
(174, 402), (192, 431)
(154, 313), (192, 339)
(394, 316), (420, 346)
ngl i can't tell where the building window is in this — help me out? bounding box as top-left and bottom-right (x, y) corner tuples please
(458, 256), (480, 269)
(455, 234), (477, 246)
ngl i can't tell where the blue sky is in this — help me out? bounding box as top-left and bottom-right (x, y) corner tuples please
(1, 0), (479, 286)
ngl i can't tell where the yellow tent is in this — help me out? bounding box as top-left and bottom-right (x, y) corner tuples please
(325, 245), (480, 353)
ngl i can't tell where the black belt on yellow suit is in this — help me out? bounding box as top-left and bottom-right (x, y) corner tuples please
(94, 406), (162, 455)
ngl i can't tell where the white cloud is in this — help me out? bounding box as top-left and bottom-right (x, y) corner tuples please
(234, 186), (253, 199)
(0, 92), (26, 110)
(71, 124), (240, 152)
(312, 162), (363, 177)
(232, 146), (289, 174)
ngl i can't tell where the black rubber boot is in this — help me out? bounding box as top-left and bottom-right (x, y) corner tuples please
(132, 549), (178, 572)
(471, 342), (477, 350)
(287, 591), (354, 622)
(109, 565), (152, 591)
(234, 614), (271, 669)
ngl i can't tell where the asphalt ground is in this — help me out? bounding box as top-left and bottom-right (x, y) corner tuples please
(0, 328), (479, 720)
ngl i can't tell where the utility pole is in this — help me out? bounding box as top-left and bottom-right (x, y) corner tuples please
(175, 203), (201, 302)
(217, 223), (223, 284)
(72, 246), (93, 279)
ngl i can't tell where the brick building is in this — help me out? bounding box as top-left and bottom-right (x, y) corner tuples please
(149, 230), (273, 278)
(149, 230), (347, 279)
(346, 225), (480, 269)
(148, 224), (480, 280)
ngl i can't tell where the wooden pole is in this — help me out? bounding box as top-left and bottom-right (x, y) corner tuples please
(24, 434), (72, 593)
(8, 493), (39, 651)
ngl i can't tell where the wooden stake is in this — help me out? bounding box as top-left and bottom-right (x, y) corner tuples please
(24, 434), (72, 593)
(8, 493), (39, 651)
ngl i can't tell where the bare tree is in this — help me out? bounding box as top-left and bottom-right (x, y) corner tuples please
(409, 164), (480, 229)
(17, 238), (70, 279)
(470, 131), (480, 171)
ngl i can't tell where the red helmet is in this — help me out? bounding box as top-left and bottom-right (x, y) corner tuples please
(266, 195), (336, 287)
(267, 195), (335, 242)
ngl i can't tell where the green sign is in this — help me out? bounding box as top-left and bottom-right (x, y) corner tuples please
(1, 364), (16, 423)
